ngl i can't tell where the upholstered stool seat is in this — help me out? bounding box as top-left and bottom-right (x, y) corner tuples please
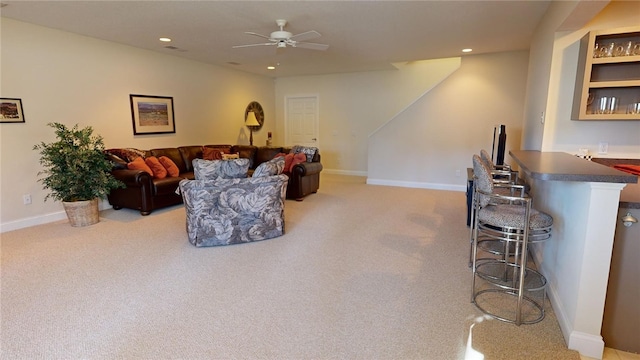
(478, 204), (552, 230)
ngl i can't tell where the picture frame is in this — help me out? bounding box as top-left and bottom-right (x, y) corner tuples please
(0, 98), (25, 123)
(130, 94), (175, 135)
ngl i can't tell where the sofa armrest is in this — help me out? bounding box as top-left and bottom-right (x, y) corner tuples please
(111, 169), (152, 187)
(291, 161), (323, 177)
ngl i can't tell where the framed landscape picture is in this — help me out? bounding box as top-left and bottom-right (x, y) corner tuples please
(0, 98), (25, 123)
(130, 94), (175, 135)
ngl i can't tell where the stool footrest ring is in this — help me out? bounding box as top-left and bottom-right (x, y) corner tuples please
(473, 288), (545, 325)
(476, 261), (547, 292)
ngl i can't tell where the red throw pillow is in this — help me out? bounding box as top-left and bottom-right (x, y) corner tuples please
(288, 153), (306, 172)
(274, 152), (294, 173)
(159, 156), (180, 177)
(127, 157), (153, 176)
(203, 147), (223, 160)
(145, 156), (167, 179)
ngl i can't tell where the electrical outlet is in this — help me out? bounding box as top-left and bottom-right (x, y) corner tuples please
(455, 169), (461, 177)
(23, 194), (32, 205)
(598, 142), (608, 154)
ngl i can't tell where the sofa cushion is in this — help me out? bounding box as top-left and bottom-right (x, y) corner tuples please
(204, 144), (233, 154)
(192, 158), (250, 180)
(159, 156), (180, 177)
(231, 145), (258, 168)
(151, 148), (187, 173)
(177, 146), (203, 172)
(253, 156), (285, 178)
(127, 157), (153, 176)
(255, 147), (283, 166)
(152, 176), (184, 196)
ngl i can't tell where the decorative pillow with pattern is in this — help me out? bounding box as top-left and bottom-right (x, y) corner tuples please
(253, 156), (285, 178)
(192, 158), (250, 180)
(222, 153), (240, 160)
(108, 148), (147, 163)
(290, 145), (318, 162)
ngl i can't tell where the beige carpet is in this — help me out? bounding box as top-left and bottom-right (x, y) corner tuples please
(1, 174), (579, 359)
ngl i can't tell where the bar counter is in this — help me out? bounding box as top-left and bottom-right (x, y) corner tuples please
(509, 150), (637, 183)
(508, 150), (637, 359)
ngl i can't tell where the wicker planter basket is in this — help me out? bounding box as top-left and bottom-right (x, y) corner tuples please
(62, 199), (99, 227)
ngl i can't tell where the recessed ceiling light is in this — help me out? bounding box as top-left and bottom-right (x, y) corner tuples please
(159, 37), (172, 42)
(267, 66), (276, 70)
(462, 48), (473, 53)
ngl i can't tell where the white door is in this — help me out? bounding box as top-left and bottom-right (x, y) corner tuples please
(285, 95), (319, 147)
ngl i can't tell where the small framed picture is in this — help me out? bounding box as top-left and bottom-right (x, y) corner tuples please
(0, 98), (25, 123)
(130, 94), (175, 135)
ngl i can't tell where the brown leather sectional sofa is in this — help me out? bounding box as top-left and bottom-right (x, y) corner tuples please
(105, 145), (322, 215)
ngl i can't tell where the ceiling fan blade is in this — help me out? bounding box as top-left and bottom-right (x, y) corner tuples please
(244, 31), (271, 40)
(232, 43), (276, 49)
(294, 41), (329, 51)
(289, 30), (321, 42)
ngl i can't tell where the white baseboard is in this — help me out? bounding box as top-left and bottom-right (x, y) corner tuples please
(1, 200), (113, 233)
(366, 178), (466, 192)
(322, 169), (368, 176)
(533, 250), (605, 360)
(321, 170), (467, 193)
(568, 331), (604, 360)
(1, 211), (68, 233)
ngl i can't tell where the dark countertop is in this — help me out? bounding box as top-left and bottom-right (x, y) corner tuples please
(509, 150), (639, 209)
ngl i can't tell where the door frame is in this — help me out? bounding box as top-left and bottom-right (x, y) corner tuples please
(284, 94), (320, 147)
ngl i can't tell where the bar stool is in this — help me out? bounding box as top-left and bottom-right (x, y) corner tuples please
(470, 155), (552, 325)
(480, 149), (515, 183)
(468, 152), (526, 267)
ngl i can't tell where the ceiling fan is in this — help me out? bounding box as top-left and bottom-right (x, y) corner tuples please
(233, 19), (329, 51)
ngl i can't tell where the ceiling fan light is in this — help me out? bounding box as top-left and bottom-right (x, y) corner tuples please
(271, 30), (292, 40)
(277, 41), (287, 48)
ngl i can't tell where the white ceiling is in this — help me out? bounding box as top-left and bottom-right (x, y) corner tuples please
(2, 1), (562, 78)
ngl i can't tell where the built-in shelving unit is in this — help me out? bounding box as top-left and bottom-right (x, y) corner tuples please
(572, 26), (640, 121)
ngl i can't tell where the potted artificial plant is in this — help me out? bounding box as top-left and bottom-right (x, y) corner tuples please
(34, 122), (124, 227)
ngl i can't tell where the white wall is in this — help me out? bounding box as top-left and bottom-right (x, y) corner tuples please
(527, 1), (640, 157)
(0, 18), (275, 231)
(521, 1), (580, 151)
(368, 51), (529, 190)
(274, 58), (461, 175)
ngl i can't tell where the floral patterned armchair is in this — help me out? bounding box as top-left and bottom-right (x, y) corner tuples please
(178, 172), (289, 247)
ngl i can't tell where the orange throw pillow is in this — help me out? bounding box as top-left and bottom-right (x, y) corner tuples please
(159, 156), (180, 177)
(145, 156), (167, 179)
(127, 157), (153, 176)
